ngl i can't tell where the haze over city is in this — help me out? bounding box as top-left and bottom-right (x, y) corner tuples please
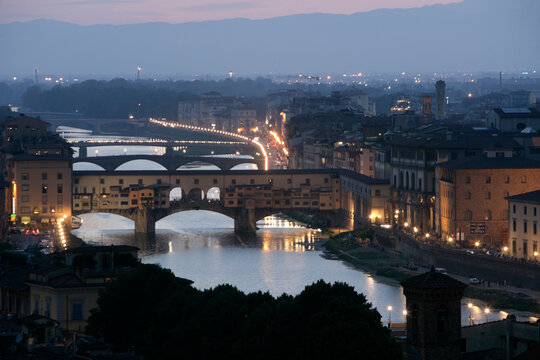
(1, 0), (540, 359)
(0, 0), (539, 76)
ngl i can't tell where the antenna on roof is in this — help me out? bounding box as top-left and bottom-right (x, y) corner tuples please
(34, 66), (39, 85)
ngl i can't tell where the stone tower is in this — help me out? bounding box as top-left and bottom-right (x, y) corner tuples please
(401, 267), (467, 360)
(435, 80), (446, 119)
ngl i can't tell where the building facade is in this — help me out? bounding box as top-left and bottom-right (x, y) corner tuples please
(437, 157), (540, 248)
(506, 190), (540, 260)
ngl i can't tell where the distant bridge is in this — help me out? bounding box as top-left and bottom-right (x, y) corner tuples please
(71, 169), (390, 239)
(73, 154), (263, 171)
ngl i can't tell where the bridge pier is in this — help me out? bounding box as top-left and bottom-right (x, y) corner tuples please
(78, 146), (88, 158)
(134, 208), (156, 241)
(234, 208), (258, 235)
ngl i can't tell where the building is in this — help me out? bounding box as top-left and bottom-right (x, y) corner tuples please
(435, 80), (446, 119)
(510, 91), (536, 107)
(486, 108), (540, 132)
(401, 267), (467, 360)
(9, 154), (72, 227)
(437, 157), (540, 248)
(506, 190), (540, 260)
(2, 115), (48, 151)
(462, 316), (540, 360)
(27, 246), (138, 331)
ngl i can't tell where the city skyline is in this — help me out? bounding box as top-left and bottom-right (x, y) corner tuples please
(1, 0), (461, 25)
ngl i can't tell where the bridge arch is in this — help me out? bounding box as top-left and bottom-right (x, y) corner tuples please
(115, 159), (168, 171)
(206, 187), (220, 201)
(187, 188), (205, 202)
(229, 162), (259, 170)
(73, 162), (106, 171)
(169, 187), (185, 201)
(177, 161), (221, 171)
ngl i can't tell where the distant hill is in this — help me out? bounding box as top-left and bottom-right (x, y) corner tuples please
(0, 0), (538, 76)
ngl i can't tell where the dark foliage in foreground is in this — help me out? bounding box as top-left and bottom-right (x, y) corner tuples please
(87, 264), (401, 360)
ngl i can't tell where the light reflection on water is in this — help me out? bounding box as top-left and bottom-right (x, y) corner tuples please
(65, 126), (537, 326)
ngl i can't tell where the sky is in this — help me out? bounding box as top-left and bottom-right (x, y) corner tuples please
(0, 0), (462, 25)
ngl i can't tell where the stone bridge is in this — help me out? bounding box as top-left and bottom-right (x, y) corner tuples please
(72, 169), (390, 239)
(73, 199), (339, 239)
(73, 155), (263, 171)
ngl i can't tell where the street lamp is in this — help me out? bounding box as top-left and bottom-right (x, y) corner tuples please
(124, 148), (127, 155)
(474, 241), (480, 248)
(484, 308), (490, 322)
(387, 305), (393, 327)
(467, 302), (474, 325)
(95, 149), (99, 156)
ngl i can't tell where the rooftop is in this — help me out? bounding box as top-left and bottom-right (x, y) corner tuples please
(401, 267), (467, 290)
(65, 245), (139, 255)
(506, 189), (540, 204)
(436, 156), (540, 170)
(493, 108), (540, 118)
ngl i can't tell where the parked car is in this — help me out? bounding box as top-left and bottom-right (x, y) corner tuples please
(434, 267), (448, 275)
(469, 277), (480, 284)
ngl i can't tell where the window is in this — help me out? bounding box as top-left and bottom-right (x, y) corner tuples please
(524, 206), (528, 215)
(535, 207), (537, 216)
(74, 178), (79, 184)
(523, 240), (528, 257)
(232, 179), (236, 185)
(513, 204), (516, 214)
(324, 178), (329, 184)
(42, 206), (47, 214)
(157, 179), (162, 185)
(305, 178), (310, 185)
(465, 176), (471, 184)
(57, 172), (63, 180)
(485, 210), (492, 220)
(21, 173), (29, 180)
(436, 306), (448, 333)
(287, 179), (292, 184)
(505, 176), (509, 184)
(138, 179), (143, 185)
(100, 179), (104, 184)
(42, 196), (47, 204)
(486, 176), (491, 184)
(465, 210), (472, 220)
(524, 220), (528, 233)
(521, 176), (527, 184)
(250, 179), (255, 185)
(375, 190), (381, 197)
(512, 238), (517, 255)
(418, 179), (422, 191)
(50, 205), (55, 213)
(72, 303), (83, 320)
(465, 192), (471, 200)
(57, 184), (63, 194)
(534, 222), (537, 235)
(42, 185), (48, 194)
(58, 206), (63, 212)
(22, 195), (29, 202)
(213, 178), (218, 185)
(194, 179), (199, 185)
(533, 241), (538, 254)
(131, 199), (137, 205)
(513, 219), (517, 232)
(22, 184), (29, 191)
(21, 206), (30, 214)
(485, 192), (491, 200)
(119, 179), (124, 185)
(42, 173), (47, 180)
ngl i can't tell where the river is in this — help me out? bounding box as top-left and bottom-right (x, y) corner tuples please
(62, 126), (535, 326)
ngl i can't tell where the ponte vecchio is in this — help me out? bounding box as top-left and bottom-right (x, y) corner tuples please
(72, 169), (389, 239)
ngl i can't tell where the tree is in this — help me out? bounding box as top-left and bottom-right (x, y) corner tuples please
(87, 266), (401, 359)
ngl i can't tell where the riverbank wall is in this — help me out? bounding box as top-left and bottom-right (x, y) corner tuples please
(374, 229), (540, 291)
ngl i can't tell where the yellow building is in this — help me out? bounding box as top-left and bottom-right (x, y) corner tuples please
(26, 245), (138, 332)
(10, 154), (72, 227)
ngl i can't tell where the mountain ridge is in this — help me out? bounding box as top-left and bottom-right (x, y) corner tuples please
(1, 0), (538, 76)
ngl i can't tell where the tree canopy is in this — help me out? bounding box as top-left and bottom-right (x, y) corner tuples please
(87, 264), (401, 360)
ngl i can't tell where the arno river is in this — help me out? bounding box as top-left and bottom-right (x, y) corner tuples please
(63, 126), (532, 326)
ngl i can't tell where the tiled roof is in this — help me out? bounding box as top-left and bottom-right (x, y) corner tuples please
(506, 189), (540, 203)
(436, 156), (540, 170)
(401, 267), (467, 289)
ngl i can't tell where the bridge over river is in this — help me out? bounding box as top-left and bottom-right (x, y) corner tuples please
(72, 169), (389, 240)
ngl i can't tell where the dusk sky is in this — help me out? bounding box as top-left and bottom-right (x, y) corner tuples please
(1, 0), (461, 25)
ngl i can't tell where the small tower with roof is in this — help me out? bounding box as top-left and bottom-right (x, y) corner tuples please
(401, 267), (467, 360)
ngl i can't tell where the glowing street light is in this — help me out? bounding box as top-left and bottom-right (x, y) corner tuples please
(474, 241), (480, 248)
(387, 305), (393, 327)
(468, 302), (474, 325)
(484, 308), (490, 322)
